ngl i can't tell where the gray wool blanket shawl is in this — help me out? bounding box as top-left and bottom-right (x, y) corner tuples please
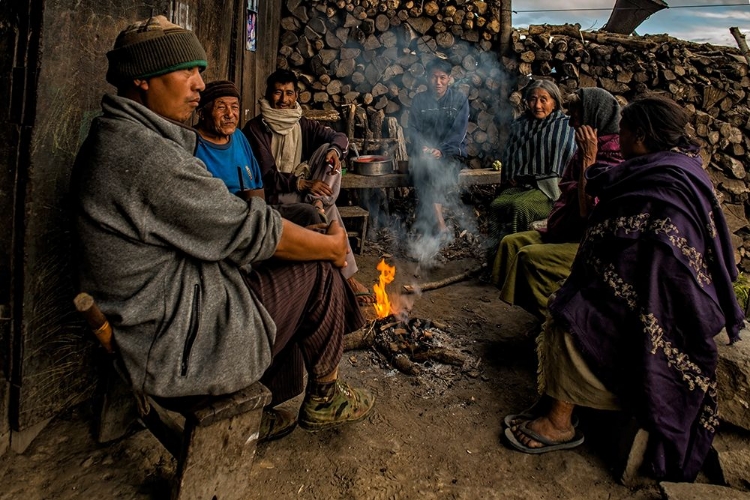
(71, 94), (283, 397)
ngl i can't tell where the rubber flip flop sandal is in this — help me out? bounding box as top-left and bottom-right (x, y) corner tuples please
(504, 422), (584, 455)
(503, 412), (579, 429)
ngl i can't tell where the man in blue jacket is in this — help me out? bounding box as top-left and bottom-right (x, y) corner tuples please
(195, 80), (323, 227)
(408, 58), (469, 237)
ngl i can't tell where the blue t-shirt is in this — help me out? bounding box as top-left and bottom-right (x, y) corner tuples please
(195, 130), (263, 193)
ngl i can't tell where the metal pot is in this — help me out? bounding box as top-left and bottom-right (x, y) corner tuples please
(350, 155), (394, 176)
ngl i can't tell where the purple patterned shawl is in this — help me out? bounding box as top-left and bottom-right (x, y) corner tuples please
(549, 147), (744, 481)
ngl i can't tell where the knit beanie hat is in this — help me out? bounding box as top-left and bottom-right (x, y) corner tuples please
(106, 15), (207, 86)
(199, 80), (241, 109)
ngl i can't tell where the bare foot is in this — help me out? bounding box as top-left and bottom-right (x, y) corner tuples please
(512, 416), (576, 449)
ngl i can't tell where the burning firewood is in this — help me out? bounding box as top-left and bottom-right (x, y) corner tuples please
(344, 315), (474, 376)
(343, 259), (478, 375)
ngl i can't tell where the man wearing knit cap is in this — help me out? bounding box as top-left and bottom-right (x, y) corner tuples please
(195, 80), (323, 227)
(195, 80), (262, 193)
(71, 16), (374, 442)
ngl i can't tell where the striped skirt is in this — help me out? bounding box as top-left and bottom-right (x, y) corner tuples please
(244, 260), (364, 405)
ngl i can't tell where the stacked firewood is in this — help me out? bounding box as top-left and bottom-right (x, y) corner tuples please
(277, 5), (750, 267)
(510, 24), (750, 271)
(278, 0), (507, 169)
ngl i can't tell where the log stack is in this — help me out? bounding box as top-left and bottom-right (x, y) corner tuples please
(276, 5), (750, 269)
(277, 0), (507, 168)
(509, 24), (750, 272)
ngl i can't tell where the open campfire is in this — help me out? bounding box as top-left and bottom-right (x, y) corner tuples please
(344, 259), (475, 376)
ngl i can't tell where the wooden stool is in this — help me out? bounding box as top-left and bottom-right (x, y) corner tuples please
(150, 383), (271, 500)
(339, 205), (369, 254)
(76, 293), (271, 500)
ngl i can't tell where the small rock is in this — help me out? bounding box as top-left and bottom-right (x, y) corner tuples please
(714, 431), (750, 492)
(719, 450), (750, 491)
(660, 481), (750, 500)
(716, 329), (750, 431)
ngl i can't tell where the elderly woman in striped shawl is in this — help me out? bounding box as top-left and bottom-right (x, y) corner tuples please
(489, 80), (576, 247)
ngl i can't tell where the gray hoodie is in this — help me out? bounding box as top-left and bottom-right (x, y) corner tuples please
(71, 94), (282, 397)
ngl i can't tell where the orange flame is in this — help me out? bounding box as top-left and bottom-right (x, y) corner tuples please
(372, 259), (396, 318)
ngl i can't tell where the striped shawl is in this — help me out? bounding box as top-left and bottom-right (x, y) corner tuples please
(501, 110), (576, 184)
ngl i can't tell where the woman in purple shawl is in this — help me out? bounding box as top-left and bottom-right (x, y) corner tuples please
(504, 95), (744, 481)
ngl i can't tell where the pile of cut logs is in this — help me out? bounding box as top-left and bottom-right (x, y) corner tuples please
(278, 0), (508, 168)
(509, 24), (750, 272)
(277, 2), (750, 269)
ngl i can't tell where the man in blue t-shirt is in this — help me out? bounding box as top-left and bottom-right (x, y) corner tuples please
(195, 80), (322, 227)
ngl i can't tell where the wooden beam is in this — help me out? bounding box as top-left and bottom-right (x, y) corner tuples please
(730, 27), (750, 67)
(341, 168), (502, 189)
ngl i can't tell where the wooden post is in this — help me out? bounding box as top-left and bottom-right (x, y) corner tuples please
(499, 0), (512, 57)
(730, 27), (750, 67)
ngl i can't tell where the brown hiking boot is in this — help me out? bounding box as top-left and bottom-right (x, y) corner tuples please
(298, 380), (375, 431)
(259, 407), (297, 442)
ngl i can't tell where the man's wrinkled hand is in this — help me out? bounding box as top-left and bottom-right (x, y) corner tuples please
(326, 220), (349, 268)
(325, 149), (341, 171)
(305, 179), (333, 197)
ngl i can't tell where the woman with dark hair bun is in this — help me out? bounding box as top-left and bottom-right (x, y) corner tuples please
(504, 94), (744, 482)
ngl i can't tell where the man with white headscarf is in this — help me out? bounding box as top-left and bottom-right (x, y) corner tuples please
(243, 69), (374, 303)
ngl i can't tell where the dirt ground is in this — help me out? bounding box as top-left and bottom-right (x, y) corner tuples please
(0, 198), (683, 499)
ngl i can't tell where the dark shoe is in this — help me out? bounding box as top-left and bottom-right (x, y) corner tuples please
(299, 380), (375, 431)
(259, 407), (298, 442)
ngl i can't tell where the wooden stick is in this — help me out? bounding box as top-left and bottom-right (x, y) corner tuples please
(402, 264), (486, 294)
(74, 292), (114, 353)
(343, 323), (376, 351)
(391, 353), (421, 375)
(730, 27), (750, 66)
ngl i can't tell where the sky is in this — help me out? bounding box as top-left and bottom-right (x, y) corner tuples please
(511, 0), (750, 47)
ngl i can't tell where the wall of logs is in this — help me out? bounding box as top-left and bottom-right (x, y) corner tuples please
(276, 0), (508, 168)
(274, 1), (750, 270)
(507, 24), (750, 272)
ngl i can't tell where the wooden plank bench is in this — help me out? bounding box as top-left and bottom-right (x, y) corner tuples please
(340, 167), (502, 189)
(75, 293), (270, 500)
(337, 168), (501, 253)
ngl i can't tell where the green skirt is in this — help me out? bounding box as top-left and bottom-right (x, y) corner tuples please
(491, 230), (579, 320)
(489, 187), (553, 242)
